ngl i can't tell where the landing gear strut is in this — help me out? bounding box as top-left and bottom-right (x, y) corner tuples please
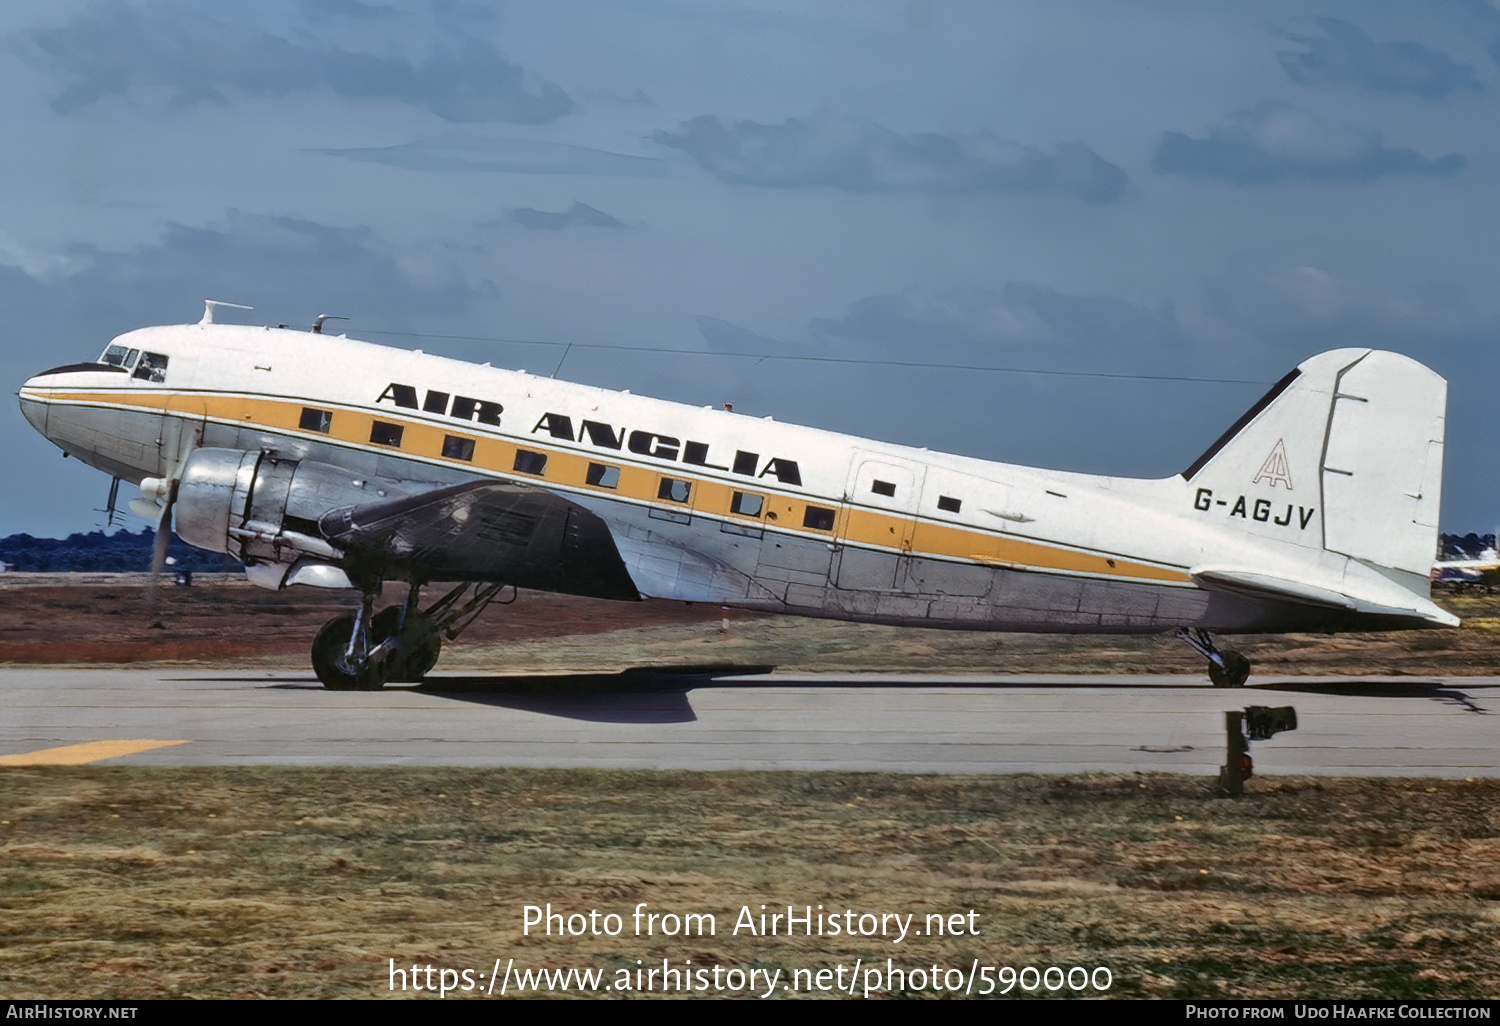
(311, 581), (512, 690)
(1173, 627), (1251, 688)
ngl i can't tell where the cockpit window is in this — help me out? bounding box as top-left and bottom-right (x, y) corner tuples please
(100, 345), (140, 369)
(132, 352), (168, 383)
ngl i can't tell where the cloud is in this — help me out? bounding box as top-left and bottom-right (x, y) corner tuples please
(0, 211), (493, 535)
(1206, 262), (1494, 350)
(297, 0), (399, 21)
(509, 202), (627, 231)
(316, 137), (666, 176)
(19, 5), (573, 123)
(652, 113), (1127, 203)
(809, 284), (1186, 359)
(683, 295), (1246, 487)
(1278, 19), (1480, 98)
(696, 315), (812, 360)
(0, 212), (484, 338)
(1151, 102), (1466, 184)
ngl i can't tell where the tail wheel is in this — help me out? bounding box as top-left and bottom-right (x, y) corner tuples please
(1209, 649), (1251, 688)
(311, 614), (390, 691)
(372, 607), (443, 683)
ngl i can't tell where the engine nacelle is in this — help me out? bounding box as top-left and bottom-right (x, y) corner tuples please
(174, 448), (370, 580)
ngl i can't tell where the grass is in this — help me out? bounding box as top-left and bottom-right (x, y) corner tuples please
(2, 768), (1498, 999)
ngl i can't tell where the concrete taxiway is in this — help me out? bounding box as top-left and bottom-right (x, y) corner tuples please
(1, 667), (1496, 775)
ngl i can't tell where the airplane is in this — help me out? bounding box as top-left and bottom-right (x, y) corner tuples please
(1433, 538), (1500, 584)
(17, 300), (1457, 690)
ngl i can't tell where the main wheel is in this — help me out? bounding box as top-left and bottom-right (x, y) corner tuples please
(371, 607), (442, 683)
(1208, 649), (1251, 688)
(311, 614), (390, 691)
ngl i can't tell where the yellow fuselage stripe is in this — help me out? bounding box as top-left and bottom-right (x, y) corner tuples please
(28, 387), (1191, 585)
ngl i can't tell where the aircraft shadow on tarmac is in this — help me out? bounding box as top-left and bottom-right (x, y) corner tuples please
(415, 664), (780, 723)
(1253, 679), (1490, 713)
(420, 674), (1488, 721)
(254, 664), (779, 722)
(249, 669), (1492, 721)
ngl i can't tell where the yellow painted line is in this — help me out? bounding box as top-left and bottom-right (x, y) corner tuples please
(0, 740), (190, 766)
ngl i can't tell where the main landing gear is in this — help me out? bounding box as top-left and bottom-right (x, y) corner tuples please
(1173, 627), (1251, 688)
(311, 581), (511, 690)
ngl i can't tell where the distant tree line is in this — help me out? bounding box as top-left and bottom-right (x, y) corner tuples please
(0, 529), (242, 572)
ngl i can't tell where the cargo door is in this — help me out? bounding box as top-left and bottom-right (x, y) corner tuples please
(835, 452), (926, 591)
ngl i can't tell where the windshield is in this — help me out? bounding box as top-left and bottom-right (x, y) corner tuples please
(99, 345), (139, 369)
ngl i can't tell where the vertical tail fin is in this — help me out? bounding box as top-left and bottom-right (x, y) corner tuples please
(1183, 348), (1446, 579)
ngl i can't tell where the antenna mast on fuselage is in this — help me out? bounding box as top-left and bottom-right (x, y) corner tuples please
(199, 300), (253, 325)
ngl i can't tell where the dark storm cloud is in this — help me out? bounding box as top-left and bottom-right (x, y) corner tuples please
(697, 315), (810, 359)
(297, 0), (399, 21)
(430, 0), (499, 31)
(509, 202), (627, 231)
(809, 284), (1186, 359)
(687, 294), (1244, 484)
(19, 5), (573, 123)
(0, 212), (481, 345)
(316, 137), (666, 176)
(1278, 18), (1480, 97)
(1205, 262), (1495, 355)
(1151, 102), (1465, 184)
(652, 113), (1128, 203)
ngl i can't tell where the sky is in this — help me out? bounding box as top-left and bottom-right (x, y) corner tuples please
(3, 0), (1499, 536)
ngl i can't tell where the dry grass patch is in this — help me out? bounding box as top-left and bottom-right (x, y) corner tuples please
(1, 769), (1498, 999)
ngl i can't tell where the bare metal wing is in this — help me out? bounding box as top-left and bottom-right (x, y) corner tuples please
(319, 480), (640, 600)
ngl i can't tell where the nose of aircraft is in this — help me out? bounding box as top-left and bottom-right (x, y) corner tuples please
(18, 374), (49, 436)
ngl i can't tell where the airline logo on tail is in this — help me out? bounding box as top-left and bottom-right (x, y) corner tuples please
(1252, 439), (1294, 490)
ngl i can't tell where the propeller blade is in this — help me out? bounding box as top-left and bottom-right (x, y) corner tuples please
(145, 486), (175, 629)
(127, 497), (162, 520)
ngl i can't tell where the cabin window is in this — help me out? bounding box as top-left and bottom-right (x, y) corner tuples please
(133, 352), (168, 382)
(514, 450), (547, 475)
(586, 463), (620, 488)
(937, 496), (962, 514)
(803, 505), (835, 531)
(871, 480), (896, 497)
(442, 435), (475, 461)
(370, 421), (403, 447)
(658, 477), (691, 503)
(300, 408), (332, 433)
(730, 491), (764, 517)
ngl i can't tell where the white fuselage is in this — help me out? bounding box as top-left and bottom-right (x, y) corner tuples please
(18, 323), (1453, 634)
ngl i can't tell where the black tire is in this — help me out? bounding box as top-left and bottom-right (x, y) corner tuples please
(1209, 649), (1251, 688)
(399, 632), (442, 682)
(371, 607), (442, 683)
(311, 614), (390, 691)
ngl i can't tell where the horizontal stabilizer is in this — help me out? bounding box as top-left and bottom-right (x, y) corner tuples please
(1191, 565), (1459, 626)
(1190, 566), (1353, 610)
